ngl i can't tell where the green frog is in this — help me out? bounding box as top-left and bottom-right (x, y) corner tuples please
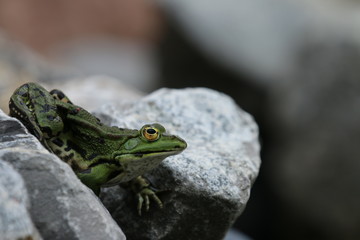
(9, 82), (187, 215)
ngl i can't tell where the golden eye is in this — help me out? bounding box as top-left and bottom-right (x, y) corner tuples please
(143, 127), (160, 141)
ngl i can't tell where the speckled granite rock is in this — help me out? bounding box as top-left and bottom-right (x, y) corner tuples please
(0, 109), (125, 240)
(0, 159), (42, 240)
(98, 88), (261, 240)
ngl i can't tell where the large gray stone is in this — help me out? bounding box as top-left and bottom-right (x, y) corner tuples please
(0, 109), (125, 240)
(267, 40), (360, 240)
(98, 88), (261, 240)
(0, 159), (42, 240)
(43, 75), (143, 111)
(158, 0), (360, 83)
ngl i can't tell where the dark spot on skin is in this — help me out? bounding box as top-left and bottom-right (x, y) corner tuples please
(47, 115), (56, 121)
(107, 170), (122, 181)
(64, 145), (72, 152)
(41, 126), (53, 137)
(95, 118), (103, 126)
(40, 104), (52, 113)
(89, 159), (122, 168)
(70, 108), (81, 115)
(63, 153), (74, 161)
(67, 140), (87, 158)
(79, 168), (92, 174)
(50, 89), (65, 100)
(51, 138), (64, 147)
(98, 137), (105, 144)
(54, 150), (62, 155)
(21, 92), (29, 98)
(87, 153), (98, 161)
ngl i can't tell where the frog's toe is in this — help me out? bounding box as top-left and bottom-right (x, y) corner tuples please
(149, 191), (163, 209)
(137, 193), (144, 216)
(136, 188), (163, 215)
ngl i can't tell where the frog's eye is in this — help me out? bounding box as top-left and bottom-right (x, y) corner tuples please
(142, 127), (160, 141)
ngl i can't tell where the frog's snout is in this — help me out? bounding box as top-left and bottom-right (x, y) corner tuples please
(176, 137), (187, 150)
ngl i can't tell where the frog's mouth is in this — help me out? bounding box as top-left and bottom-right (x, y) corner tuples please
(130, 150), (183, 158)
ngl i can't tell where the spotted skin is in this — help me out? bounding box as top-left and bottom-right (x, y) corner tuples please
(9, 82), (187, 214)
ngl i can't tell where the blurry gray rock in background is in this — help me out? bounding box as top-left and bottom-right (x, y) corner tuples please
(48, 38), (159, 92)
(98, 87), (261, 240)
(44, 75), (143, 111)
(157, 0), (360, 239)
(224, 229), (252, 240)
(268, 40), (360, 240)
(157, 0), (360, 83)
(0, 110), (126, 240)
(0, 31), (78, 112)
(0, 160), (42, 240)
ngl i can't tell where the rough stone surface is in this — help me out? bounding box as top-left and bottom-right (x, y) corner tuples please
(98, 88), (261, 240)
(0, 159), (42, 240)
(0, 109), (126, 240)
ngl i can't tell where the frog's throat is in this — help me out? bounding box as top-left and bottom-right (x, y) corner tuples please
(103, 151), (182, 186)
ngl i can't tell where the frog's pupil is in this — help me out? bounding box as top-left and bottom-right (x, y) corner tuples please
(147, 128), (156, 134)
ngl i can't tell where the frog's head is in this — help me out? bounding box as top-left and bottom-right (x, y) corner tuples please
(108, 123), (187, 183)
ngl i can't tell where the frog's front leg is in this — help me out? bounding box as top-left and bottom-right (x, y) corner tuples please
(76, 164), (122, 196)
(128, 176), (164, 216)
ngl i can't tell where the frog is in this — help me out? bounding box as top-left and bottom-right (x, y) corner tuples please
(9, 82), (187, 215)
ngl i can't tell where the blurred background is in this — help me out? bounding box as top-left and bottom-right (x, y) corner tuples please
(1, 0), (360, 239)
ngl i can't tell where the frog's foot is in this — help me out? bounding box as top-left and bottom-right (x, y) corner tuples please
(136, 187), (163, 216)
(130, 176), (164, 216)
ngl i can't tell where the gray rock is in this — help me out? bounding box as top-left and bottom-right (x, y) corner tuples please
(158, 0), (360, 83)
(0, 109), (126, 240)
(267, 40), (360, 239)
(0, 30), (75, 111)
(0, 159), (42, 240)
(98, 88), (261, 240)
(43, 75), (143, 111)
(224, 229), (252, 240)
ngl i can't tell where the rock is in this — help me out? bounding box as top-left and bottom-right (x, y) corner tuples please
(157, 0), (360, 83)
(0, 159), (42, 240)
(267, 40), (360, 240)
(0, 31), (75, 112)
(224, 229), (252, 240)
(98, 88), (261, 240)
(0, 109), (126, 240)
(43, 75), (143, 111)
